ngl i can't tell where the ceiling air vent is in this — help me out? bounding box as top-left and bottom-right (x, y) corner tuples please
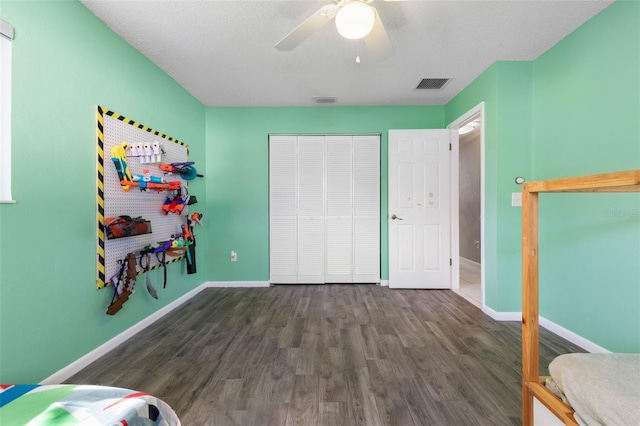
(313, 96), (337, 104)
(416, 78), (451, 90)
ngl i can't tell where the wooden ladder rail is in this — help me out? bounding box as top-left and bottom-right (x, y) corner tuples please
(521, 184), (539, 426)
(520, 169), (640, 425)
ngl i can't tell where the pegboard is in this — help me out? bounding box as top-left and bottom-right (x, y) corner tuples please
(96, 106), (190, 289)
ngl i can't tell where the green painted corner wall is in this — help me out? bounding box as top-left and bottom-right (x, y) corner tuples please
(445, 61), (534, 312)
(445, 64), (500, 308)
(205, 106), (445, 282)
(446, 0), (639, 352)
(532, 0), (640, 352)
(0, 1), (206, 383)
(494, 62), (533, 311)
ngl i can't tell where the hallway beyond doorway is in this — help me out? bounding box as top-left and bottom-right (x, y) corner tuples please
(456, 257), (481, 307)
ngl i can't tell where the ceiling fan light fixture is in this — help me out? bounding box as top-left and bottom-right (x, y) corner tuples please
(335, 1), (375, 40)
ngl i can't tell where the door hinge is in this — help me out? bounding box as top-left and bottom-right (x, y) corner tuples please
(449, 258), (452, 266)
(449, 143), (452, 151)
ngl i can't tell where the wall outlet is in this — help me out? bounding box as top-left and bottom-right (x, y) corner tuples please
(230, 250), (237, 262)
(512, 192), (522, 207)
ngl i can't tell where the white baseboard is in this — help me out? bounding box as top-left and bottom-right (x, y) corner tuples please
(205, 281), (270, 288)
(459, 256), (481, 267)
(482, 305), (521, 321)
(41, 282), (210, 384)
(379, 280), (389, 287)
(539, 316), (610, 353)
(481, 305), (609, 354)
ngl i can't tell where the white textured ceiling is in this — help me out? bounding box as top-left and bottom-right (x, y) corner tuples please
(80, 0), (614, 107)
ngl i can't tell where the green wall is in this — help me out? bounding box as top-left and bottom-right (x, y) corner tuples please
(205, 106), (444, 282)
(1, 0), (637, 385)
(445, 61), (534, 311)
(0, 1), (207, 383)
(532, 0), (640, 352)
(446, 0), (639, 352)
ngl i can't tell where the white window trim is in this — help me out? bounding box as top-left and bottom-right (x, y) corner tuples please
(1, 19), (14, 203)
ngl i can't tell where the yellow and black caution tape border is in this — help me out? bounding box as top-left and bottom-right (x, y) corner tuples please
(96, 106), (189, 289)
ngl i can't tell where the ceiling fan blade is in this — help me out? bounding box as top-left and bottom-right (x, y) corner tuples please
(363, 8), (394, 62)
(275, 4), (337, 51)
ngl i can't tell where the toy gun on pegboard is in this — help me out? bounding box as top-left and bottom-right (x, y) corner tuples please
(159, 162), (203, 181)
(106, 253), (138, 315)
(183, 212), (203, 274)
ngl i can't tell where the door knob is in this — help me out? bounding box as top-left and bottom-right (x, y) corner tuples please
(390, 214), (403, 220)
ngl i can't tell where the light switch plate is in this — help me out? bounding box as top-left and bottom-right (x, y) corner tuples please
(512, 192), (522, 207)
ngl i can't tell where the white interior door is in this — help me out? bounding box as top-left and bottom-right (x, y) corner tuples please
(388, 129), (451, 288)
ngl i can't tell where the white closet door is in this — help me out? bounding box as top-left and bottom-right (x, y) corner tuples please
(297, 136), (325, 283)
(270, 134), (380, 285)
(325, 136), (353, 283)
(353, 135), (380, 282)
(269, 136), (297, 283)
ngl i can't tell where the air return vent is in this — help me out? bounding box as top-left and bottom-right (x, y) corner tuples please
(416, 78), (450, 90)
(313, 96), (337, 104)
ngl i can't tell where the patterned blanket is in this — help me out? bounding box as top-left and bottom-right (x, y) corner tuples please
(0, 384), (180, 425)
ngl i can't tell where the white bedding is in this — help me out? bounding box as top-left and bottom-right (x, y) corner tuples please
(546, 353), (640, 426)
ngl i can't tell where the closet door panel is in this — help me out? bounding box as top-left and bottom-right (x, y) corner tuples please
(269, 136), (297, 216)
(325, 136), (354, 282)
(298, 218), (324, 283)
(297, 136), (325, 283)
(354, 136), (380, 216)
(354, 217), (380, 282)
(353, 135), (380, 282)
(298, 136), (325, 216)
(325, 218), (353, 283)
(326, 136), (353, 217)
(269, 136), (297, 283)
(270, 217), (297, 283)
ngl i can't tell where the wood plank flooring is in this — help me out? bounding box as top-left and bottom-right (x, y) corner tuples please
(66, 285), (584, 425)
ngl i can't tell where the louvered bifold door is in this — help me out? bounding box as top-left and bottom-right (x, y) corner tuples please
(297, 136), (325, 283)
(353, 136), (380, 283)
(269, 136), (297, 283)
(325, 136), (354, 283)
(271, 134), (380, 285)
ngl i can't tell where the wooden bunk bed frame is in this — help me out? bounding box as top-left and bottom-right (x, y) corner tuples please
(521, 169), (640, 425)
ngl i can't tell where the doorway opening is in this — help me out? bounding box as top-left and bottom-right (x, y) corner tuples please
(448, 103), (485, 308)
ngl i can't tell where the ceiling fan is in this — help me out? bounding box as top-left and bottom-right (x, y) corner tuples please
(275, 0), (401, 62)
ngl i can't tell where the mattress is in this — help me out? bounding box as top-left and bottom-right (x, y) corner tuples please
(0, 384), (180, 425)
(545, 353), (640, 426)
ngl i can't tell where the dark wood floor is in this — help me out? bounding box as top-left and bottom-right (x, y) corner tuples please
(67, 285), (583, 425)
